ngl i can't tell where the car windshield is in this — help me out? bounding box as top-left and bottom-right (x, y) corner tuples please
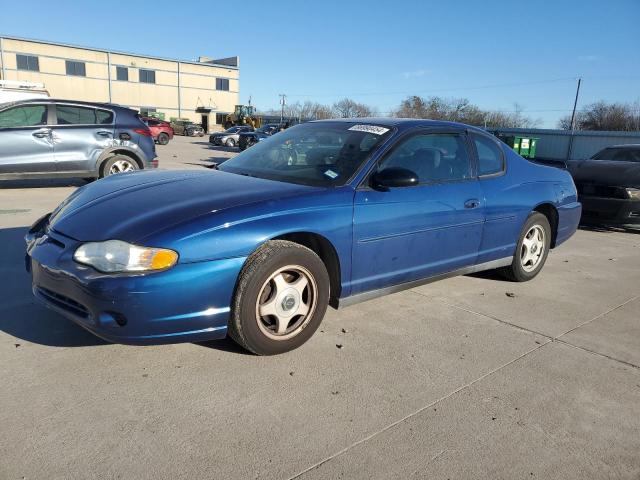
(591, 147), (640, 162)
(219, 122), (393, 187)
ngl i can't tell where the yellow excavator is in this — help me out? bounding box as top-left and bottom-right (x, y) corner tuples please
(223, 105), (262, 129)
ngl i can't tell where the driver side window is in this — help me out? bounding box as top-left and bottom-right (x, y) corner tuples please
(379, 133), (472, 183)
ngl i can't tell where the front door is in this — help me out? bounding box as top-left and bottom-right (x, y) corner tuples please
(351, 130), (484, 295)
(50, 104), (115, 173)
(0, 103), (54, 174)
(201, 115), (209, 133)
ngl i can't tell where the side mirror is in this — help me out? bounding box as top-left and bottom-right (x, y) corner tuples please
(371, 167), (419, 190)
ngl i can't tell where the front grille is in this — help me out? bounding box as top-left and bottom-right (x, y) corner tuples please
(576, 183), (628, 199)
(37, 287), (89, 319)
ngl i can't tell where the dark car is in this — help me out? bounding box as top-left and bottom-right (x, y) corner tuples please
(209, 125), (254, 147)
(567, 144), (640, 226)
(26, 119), (580, 355)
(238, 123), (283, 151)
(172, 120), (204, 137)
(0, 99), (157, 180)
(142, 117), (174, 145)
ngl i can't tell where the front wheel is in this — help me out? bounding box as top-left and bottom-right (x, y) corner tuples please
(498, 212), (551, 282)
(225, 138), (236, 147)
(228, 240), (330, 355)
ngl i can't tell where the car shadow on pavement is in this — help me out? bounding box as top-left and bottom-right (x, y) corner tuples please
(196, 338), (252, 355)
(579, 224), (640, 235)
(0, 226), (106, 347)
(0, 178), (87, 189)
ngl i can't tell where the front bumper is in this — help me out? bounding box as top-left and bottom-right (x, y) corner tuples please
(26, 228), (246, 345)
(579, 195), (640, 225)
(209, 136), (223, 145)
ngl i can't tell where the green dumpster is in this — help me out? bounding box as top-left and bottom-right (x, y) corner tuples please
(495, 134), (538, 159)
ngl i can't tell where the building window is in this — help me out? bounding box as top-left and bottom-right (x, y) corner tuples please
(16, 54), (39, 72)
(216, 78), (230, 91)
(65, 60), (86, 77)
(139, 69), (156, 84)
(116, 66), (128, 81)
(140, 107), (156, 117)
(215, 113), (228, 124)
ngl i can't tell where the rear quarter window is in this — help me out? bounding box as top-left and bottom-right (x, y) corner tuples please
(472, 133), (505, 176)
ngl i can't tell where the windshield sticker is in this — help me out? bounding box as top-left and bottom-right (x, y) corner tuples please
(324, 169), (339, 179)
(348, 124), (390, 135)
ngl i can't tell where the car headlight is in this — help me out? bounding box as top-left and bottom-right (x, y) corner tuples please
(74, 240), (178, 273)
(626, 188), (640, 200)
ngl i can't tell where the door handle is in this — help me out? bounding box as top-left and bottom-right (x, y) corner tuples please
(97, 131), (112, 137)
(32, 129), (51, 138)
(464, 199), (481, 209)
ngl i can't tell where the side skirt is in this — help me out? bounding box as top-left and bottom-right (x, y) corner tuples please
(335, 257), (513, 309)
(0, 170), (96, 180)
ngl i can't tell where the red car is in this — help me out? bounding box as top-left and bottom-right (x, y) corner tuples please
(142, 117), (174, 145)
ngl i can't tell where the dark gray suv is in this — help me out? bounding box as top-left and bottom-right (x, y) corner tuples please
(0, 99), (157, 180)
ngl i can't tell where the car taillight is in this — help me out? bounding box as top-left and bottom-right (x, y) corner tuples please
(133, 128), (152, 137)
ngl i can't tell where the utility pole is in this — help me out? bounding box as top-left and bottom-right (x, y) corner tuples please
(566, 77), (582, 161)
(569, 77), (582, 130)
(279, 94), (286, 124)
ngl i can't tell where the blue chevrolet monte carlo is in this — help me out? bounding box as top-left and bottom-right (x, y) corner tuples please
(25, 119), (581, 355)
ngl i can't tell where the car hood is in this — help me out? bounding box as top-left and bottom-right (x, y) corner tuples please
(49, 170), (317, 242)
(567, 159), (640, 187)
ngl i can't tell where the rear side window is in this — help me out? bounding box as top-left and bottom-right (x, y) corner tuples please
(56, 105), (113, 125)
(473, 134), (505, 176)
(592, 147), (640, 162)
(0, 105), (47, 128)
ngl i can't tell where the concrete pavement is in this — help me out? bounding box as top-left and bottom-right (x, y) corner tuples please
(1, 136), (639, 479)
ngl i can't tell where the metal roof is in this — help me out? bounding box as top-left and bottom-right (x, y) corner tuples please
(0, 35), (239, 70)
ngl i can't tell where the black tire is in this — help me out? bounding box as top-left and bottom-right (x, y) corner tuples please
(228, 240), (330, 355)
(225, 138), (236, 148)
(157, 133), (169, 145)
(100, 155), (139, 178)
(198, 132), (205, 137)
(498, 212), (551, 282)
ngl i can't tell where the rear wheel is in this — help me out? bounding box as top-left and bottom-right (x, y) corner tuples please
(157, 133), (169, 145)
(228, 240), (329, 355)
(101, 155), (139, 178)
(498, 212), (551, 282)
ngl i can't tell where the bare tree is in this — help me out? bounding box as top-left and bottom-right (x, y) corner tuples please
(393, 96), (539, 128)
(558, 101), (640, 131)
(332, 98), (376, 118)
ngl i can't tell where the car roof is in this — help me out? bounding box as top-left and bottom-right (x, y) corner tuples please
(309, 117), (488, 133)
(1, 97), (133, 112)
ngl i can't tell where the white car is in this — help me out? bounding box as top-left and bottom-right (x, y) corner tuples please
(0, 80), (49, 103)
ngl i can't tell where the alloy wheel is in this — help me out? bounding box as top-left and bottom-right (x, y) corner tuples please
(109, 159), (136, 175)
(255, 265), (318, 341)
(520, 225), (546, 272)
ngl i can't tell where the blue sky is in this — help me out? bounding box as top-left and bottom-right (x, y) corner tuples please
(1, 0), (638, 127)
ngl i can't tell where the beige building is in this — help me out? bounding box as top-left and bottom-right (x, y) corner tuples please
(0, 35), (239, 132)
